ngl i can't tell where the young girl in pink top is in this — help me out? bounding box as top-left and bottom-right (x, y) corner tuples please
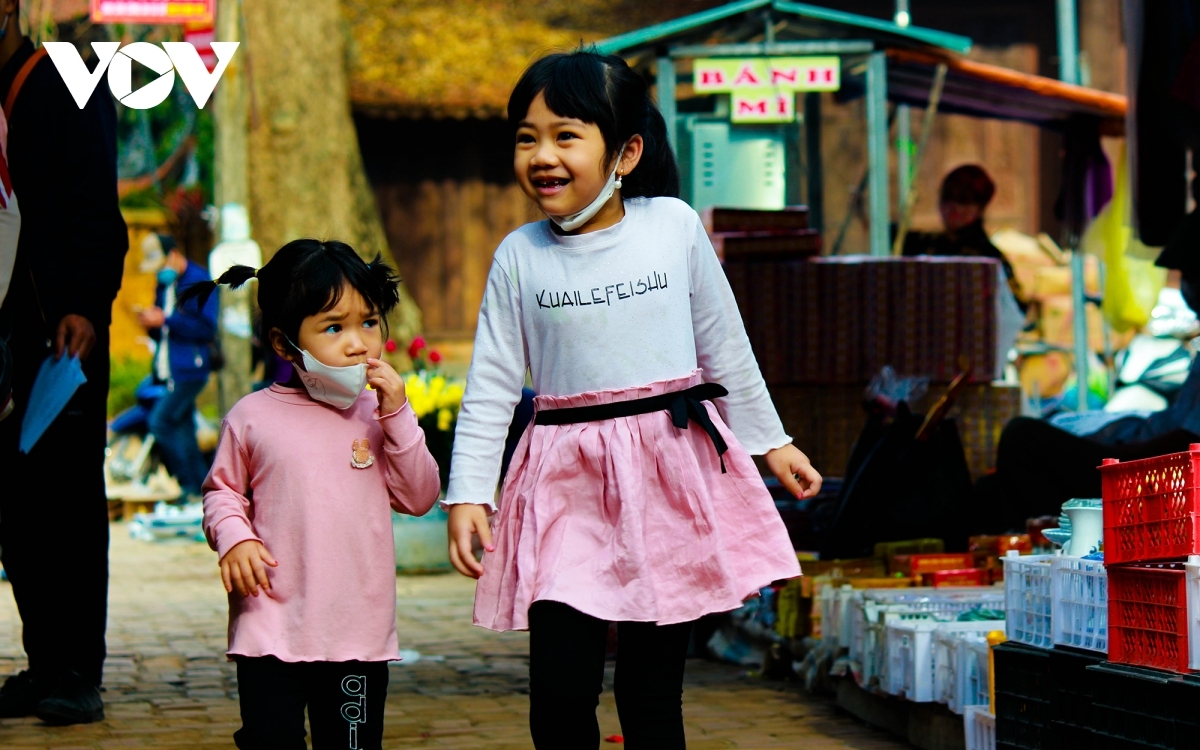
(446, 50), (822, 748)
(184, 240), (441, 749)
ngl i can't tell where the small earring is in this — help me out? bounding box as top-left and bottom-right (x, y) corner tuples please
(615, 172), (623, 189)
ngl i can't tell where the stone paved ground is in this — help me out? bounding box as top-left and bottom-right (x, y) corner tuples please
(0, 525), (910, 749)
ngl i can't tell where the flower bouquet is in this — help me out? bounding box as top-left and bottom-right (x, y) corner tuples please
(396, 337), (463, 490)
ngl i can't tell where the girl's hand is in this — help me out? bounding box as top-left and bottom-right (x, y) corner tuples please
(219, 540), (279, 597)
(367, 358), (407, 415)
(764, 444), (823, 499)
(448, 503), (494, 579)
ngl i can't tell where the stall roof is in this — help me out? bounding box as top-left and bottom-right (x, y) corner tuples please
(594, 0), (974, 58)
(877, 48), (1127, 131)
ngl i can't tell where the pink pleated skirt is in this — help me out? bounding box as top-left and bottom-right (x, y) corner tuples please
(473, 370), (802, 631)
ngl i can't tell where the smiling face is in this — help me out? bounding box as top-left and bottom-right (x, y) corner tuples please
(513, 92), (642, 233)
(270, 283), (383, 368)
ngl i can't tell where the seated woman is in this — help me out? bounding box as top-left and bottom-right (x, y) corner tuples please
(973, 237), (1200, 532)
(902, 164), (1022, 301)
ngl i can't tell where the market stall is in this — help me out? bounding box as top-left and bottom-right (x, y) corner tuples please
(593, 4), (1148, 750)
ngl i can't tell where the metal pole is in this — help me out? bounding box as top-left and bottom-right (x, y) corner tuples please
(866, 51), (890, 257)
(1072, 250), (1090, 412)
(1056, 0), (1080, 85)
(214, 0), (253, 416)
(1058, 0), (1088, 411)
(804, 92), (824, 235)
(895, 3), (912, 215)
(656, 56), (677, 156)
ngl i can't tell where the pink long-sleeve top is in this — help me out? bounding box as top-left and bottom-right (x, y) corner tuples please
(202, 384), (441, 662)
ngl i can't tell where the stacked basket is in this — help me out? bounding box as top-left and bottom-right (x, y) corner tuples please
(1099, 446), (1200, 674)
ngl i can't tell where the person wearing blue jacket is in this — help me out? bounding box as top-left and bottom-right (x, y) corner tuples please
(138, 234), (218, 499)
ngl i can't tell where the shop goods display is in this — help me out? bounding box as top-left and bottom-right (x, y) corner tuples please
(1003, 553), (1055, 649)
(1060, 499), (1104, 557)
(1050, 555), (1107, 653)
(1100, 445), (1200, 565)
(844, 588), (1005, 688)
(885, 620), (1002, 702)
(965, 705), (997, 750)
(724, 256), (1010, 386)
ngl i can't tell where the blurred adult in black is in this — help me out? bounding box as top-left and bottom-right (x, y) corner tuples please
(902, 164), (1022, 300)
(972, 213), (1200, 534)
(0, 4), (128, 726)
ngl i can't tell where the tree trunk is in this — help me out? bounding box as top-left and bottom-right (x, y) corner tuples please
(239, 0), (422, 343)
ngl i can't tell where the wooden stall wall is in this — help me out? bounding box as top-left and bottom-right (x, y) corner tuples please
(356, 116), (538, 365)
(374, 180), (536, 339)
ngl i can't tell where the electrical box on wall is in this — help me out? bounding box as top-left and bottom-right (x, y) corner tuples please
(677, 114), (802, 212)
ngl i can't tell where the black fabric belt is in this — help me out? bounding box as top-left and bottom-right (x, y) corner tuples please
(533, 382), (731, 472)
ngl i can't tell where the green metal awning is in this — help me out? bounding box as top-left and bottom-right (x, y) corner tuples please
(594, 0), (973, 57)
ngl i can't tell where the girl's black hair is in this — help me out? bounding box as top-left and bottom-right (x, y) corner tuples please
(178, 239), (401, 345)
(507, 49), (680, 199)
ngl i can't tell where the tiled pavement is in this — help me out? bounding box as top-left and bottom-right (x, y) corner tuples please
(0, 525), (910, 749)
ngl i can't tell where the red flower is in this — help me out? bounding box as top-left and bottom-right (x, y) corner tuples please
(407, 336), (426, 359)
(429, 350), (442, 364)
(384, 339), (397, 353)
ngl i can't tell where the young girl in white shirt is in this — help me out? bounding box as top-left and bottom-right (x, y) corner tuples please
(446, 49), (821, 749)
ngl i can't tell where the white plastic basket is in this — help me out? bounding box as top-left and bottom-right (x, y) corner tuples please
(1003, 552), (1055, 649)
(964, 705), (996, 750)
(888, 620), (1003, 703)
(935, 631), (993, 713)
(1050, 556), (1107, 653)
(849, 588), (1005, 664)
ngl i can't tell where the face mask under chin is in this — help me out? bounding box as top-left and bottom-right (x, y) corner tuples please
(546, 147), (626, 232)
(285, 337), (368, 410)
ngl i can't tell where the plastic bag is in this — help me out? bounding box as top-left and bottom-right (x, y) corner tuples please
(1081, 142), (1167, 332)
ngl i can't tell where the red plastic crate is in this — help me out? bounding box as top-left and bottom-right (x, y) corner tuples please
(1100, 444), (1200, 564)
(1107, 562), (1192, 673)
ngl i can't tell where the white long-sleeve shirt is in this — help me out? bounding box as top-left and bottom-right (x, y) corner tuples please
(445, 197), (791, 507)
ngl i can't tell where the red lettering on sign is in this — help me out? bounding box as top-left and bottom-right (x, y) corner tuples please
(699, 69), (725, 86)
(733, 65), (761, 86)
(737, 99), (768, 115)
(771, 68), (798, 85)
(807, 67), (835, 84)
(777, 95), (791, 115)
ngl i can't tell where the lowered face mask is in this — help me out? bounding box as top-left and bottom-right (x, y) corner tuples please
(287, 338), (367, 410)
(546, 146), (627, 232)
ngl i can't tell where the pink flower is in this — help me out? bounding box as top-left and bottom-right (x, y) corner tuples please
(384, 339), (397, 353)
(407, 336), (426, 359)
(429, 350), (442, 364)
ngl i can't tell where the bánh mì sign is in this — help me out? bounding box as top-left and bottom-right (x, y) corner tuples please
(693, 57), (840, 124)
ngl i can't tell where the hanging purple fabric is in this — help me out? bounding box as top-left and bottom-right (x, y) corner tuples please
(1056, 115), (1114, 246)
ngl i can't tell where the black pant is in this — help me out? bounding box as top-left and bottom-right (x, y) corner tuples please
(528, 600), (692, 750)
(0, 326), (110, 686)
(973, 417), (1200, 532)
(234, 656), (389, 750)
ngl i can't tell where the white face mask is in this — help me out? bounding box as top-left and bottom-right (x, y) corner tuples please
(546, 147), (626, 232)
(287, 339), (367, 410)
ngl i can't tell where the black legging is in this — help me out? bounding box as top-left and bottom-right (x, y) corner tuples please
(528, 600), (692, 750)
(973, 417), (1200, 532)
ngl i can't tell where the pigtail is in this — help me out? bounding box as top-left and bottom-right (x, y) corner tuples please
(365, 254), (402, 316)
(622, 100), (680, 200)
(177, 264), (258, 309)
